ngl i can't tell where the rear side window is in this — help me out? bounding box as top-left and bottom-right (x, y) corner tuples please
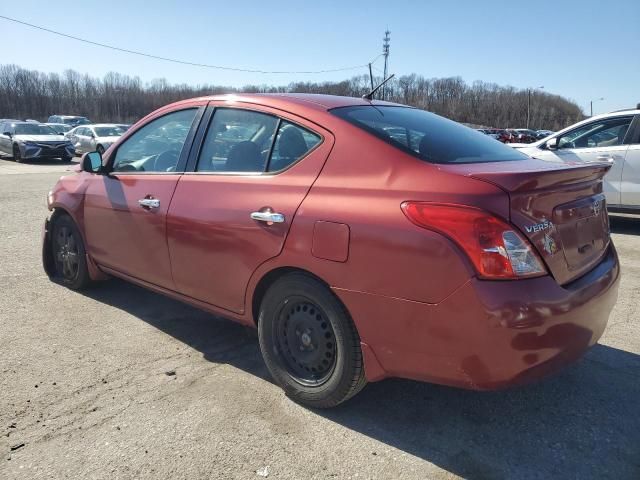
(196, 109), (321, 173)
(331, 106), (528, 164)
(268, 121), (321, 172)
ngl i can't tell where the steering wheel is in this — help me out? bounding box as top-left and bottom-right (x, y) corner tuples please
(154, 149), (179, 172)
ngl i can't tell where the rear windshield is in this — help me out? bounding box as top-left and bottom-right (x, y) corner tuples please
(331, 106), (528, 164)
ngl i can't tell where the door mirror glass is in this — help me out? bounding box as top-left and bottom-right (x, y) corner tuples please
(545, 137), (558, 150)
(3, 131), (11, 137)
(82, 151), (102, 173)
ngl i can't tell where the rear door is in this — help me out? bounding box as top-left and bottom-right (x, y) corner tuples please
(167, 103), (333, 313)
(620, 115), (640, 207)
(83, 104), (205, 289)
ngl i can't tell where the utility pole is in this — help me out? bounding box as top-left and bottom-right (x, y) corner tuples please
(526, 86), (544, 129)
(590, 97), (604, 116)
(382, 29), (390, 100)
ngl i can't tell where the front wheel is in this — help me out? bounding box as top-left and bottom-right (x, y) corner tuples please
(51, 214), (92, 290)
(258, 273), (366, 408)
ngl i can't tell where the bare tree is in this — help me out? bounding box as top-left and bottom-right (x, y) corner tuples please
(0, 64), (584, 130)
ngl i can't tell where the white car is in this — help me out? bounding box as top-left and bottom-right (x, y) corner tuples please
(66, 124), (126, 156)
(511, 106), (640, 212)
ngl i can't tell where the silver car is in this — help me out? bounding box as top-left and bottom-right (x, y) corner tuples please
(67, 124), (126, 155)
(0, 121), (74, 162)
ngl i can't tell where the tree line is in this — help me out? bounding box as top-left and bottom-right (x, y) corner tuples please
(0, 64), (583, 130)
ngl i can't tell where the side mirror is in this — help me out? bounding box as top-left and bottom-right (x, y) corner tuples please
(89, 132), (95, 138)
(3, 131), (11, 137)
(82, 151), (103, 173)
(545, 137), (558, 150)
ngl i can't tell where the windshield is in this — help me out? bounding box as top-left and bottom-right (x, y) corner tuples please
(94, 126), (125, 137)
(332, 106), (528, 164)
(15, 124), (59, 135)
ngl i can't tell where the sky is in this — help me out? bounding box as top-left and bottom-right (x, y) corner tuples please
(1, 0), (638, 115)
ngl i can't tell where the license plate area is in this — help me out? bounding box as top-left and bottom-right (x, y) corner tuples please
(553, 194), (608, 271)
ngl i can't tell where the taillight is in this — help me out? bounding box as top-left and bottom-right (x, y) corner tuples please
(401, 202), (546, 279)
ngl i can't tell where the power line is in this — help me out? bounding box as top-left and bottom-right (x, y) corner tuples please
(0, 14), (378, 75)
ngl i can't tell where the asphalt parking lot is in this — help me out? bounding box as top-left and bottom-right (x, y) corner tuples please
(1, 158), (639, 480)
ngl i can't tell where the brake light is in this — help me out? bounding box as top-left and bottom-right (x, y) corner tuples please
(401, 202), (546, 279)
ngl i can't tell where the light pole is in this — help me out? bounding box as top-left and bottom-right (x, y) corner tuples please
(590, 97), (604, 116)
(527, 86), (544, 129)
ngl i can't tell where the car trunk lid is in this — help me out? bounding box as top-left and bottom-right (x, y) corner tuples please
(439, 158), (612, 285)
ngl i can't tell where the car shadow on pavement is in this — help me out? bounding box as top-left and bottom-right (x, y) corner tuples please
(81, 279), (640, 479)
(610, 214), (640, 236)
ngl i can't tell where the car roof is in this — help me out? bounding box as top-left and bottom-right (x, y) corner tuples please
(89, 123), (124, 127)
(177, 93), (405, 113)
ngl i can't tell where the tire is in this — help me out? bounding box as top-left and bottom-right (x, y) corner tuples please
(258, 273), (366, 408)
(96, 145), (105, 155)
(51, 214), (92, 290)
(62, 155), (73, 162)
(12, 144), (22, 163)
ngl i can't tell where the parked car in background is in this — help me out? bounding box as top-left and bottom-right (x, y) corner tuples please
(47, 115), (91, 126)
(477, 128), (515, 143)
(116, 124), (131, 131)
(25, 119), (39, 123)
(511, 129), (538, 143)
(536, 129), (555, 139)
(46, 123), (74, 135)
(0, 121), (74, 162)
(67, 124), (127, 155)
(43, 94), (619, 408)
(511, 105), (640, 211)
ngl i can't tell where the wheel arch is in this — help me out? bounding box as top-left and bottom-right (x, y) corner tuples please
(250, 266), (332, 327)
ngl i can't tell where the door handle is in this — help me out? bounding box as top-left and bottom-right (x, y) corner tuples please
(138, 198), (160, 209)
(250, 211), (285, 224)
(597, 155), (615, 163)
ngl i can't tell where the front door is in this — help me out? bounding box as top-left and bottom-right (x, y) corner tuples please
(83, 106), (203, 289)
(167, 105), (332, 313)
(537, 115), (635, 206)
(620, 117), (640, 207)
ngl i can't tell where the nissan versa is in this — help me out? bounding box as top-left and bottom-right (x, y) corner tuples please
(42, 94), (620, 408)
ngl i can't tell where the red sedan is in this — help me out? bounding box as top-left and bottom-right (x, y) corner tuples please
(43, 94), (620, 408)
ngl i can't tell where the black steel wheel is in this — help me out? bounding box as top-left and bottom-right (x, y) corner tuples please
(258, 273), (366, 408)
(274, 297), (337, 385)
(51, 214), (91, 290)
(12, 144), (22, 163)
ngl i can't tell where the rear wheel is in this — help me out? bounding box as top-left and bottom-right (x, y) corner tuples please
(51, 214), (92, 290)
(12, 144), (22, 163)
(258, 273), (366, 408)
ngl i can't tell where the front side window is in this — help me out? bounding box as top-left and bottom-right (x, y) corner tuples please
(557, 116), (633, 149)
(112, 108), (197, 173)
(331, 106), (528, 164)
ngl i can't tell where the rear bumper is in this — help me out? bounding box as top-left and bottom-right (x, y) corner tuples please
(336, 243), (620, 389)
